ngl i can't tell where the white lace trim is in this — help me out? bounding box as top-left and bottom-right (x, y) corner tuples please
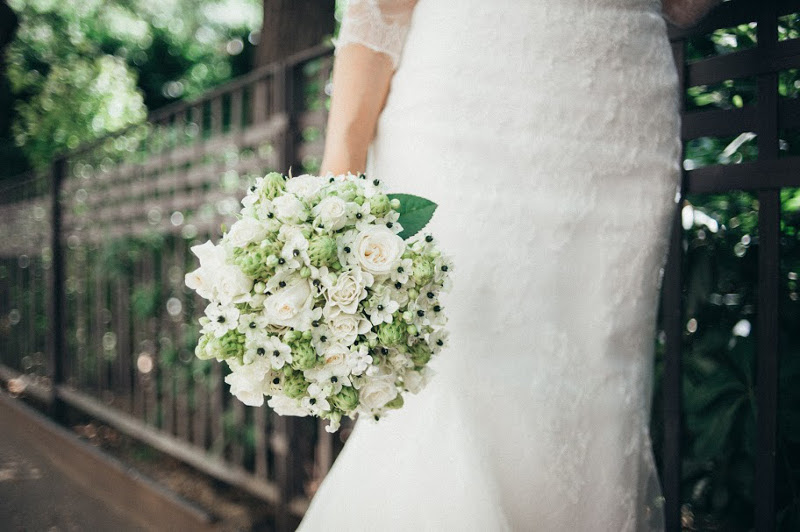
(335, 0), (418, 69)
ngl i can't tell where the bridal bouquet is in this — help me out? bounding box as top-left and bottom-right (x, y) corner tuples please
(185, 172), (452, 432)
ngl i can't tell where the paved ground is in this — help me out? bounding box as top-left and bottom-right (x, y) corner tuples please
(0, 402), (145, 532)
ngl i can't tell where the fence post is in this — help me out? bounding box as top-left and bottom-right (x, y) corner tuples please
(48, 157), (67, 420)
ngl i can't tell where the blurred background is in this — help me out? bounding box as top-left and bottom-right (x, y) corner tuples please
(0, 0), (798, 531)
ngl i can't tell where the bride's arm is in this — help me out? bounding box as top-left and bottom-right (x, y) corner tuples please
(662, 0), (723, 28)
(320, 0), (418, 175)
(320, 45), (394, 175)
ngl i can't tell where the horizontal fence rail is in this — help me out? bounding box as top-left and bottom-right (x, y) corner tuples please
(0, 2), (798, 530)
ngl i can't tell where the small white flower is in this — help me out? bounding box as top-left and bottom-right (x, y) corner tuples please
(428, 329), (449, 353)
(237, 312), (269, 334)
(358, 373), (398, 411)
(245, 335), (292, 370)
(312, 196), (349, 231)
(226, 217), (269, 248)
(336, 229), (360, 268)
(390, 258), (413, 285)
(365, 290), (400, 326)
(280, 231), (310, 266)
(268, 395), (309, 417)
(301, 394), (330, 414)
(224, 357), (272, 406)
(203, 303), (240, 338)
(354, 203), (377, 232)
(272, 193), (308, 223)
(285, 174), (325, 200)
(348, 344), (373, 376)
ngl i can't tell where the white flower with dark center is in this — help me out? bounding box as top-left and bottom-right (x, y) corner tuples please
(390, 258), (413, 285)
(353, 202), (377, 232)
(203, 303), (240, 338)
(348, 344), (373, 376)
(365, 290), (400, 326)
(237, 312), (269, 335)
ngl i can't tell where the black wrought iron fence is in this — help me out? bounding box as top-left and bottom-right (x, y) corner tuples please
(1, 1), (799, 530)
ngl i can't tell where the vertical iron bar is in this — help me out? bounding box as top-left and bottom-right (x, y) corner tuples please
(662, 36), (687, 532)
(49, 158), (67, 420)
(755, 1), (779, 528)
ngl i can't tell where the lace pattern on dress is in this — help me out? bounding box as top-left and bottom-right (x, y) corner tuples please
(334, 0), (418, 69)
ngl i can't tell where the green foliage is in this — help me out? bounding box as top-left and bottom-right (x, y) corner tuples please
(387, 193), (438, 240)
(5, 0), (261, 169)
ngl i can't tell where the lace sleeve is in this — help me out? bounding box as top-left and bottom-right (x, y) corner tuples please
(335, 0), (418, 69)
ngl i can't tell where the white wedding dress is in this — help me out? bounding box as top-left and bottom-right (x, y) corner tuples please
(298, 0), (681, 530)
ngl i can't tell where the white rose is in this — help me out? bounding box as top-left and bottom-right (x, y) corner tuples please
(216, 264), (253, 306)
(263, 279), (313, 330)
(327, 312), (372, 345)
(359, 375), (398, 410)
(227, 217), (269, 248)
(268, 395), (309, 417)
(272, 193), (308, 223)
(313, 196), (349, 231)
(402, 368), (430, 394)
(319, 342), (353, 378)
(324, 268), (373, 315)
(185, 241), (252, 304)
(353, 226), (405, 277)
(285, 174), (325, 200)
(224, 358), (271, 407)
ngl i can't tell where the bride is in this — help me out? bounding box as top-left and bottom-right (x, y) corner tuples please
(297, 1), (718, 530)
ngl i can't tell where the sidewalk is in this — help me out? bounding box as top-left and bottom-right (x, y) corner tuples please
(0, 391), (214, 531)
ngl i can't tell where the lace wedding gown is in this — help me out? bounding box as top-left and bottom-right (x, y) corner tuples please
(298, 0), (680, 530)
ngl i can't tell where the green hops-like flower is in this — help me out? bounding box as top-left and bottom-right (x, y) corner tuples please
(409, 342), (432, 367)
(385, 394), (404, 410)
(411, 257), (435, 286)
(290, 339), (318, 371)
(330, 386), (359, 412)
(261, 172), (286, 199)
(377, 318), (406, 346)
(195, 333), (224, 361)
(233, 243), (279, 279)
(282, 368), (308, 398)
(368, 193), (391, 217)
(308, 234), (338, 267)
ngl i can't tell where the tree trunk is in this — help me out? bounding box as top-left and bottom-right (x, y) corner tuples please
(255, 0), (335, 68)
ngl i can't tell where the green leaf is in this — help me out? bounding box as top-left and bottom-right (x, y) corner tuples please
(387, 193), (437, 240)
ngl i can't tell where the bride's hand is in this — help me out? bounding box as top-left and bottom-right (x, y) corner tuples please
(320, 44), (394, 176)
(662, 0), (722, 28)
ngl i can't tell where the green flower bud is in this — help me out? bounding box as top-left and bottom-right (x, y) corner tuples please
(368, 194), (391, 217)
(253, 281), (266, 293)
(308, 234), (338, 267)
(389, 198), (401, 210)
(407, 324), (418, 336)
(282, 368), (308, 398)
(409, 343), (432, 367)
(407, 288), (419, 301)
(266, 255), (279, 268)
(330, 386), (359, 412)
(353, 195), (365, 206)
(385, 394), (404, 410)
(283, 330), (301, 343)
(300, 267), (311, 278)
(402, 311), (414, 323)
(377, 318), (406, 346)
(262, 172), (286, 199)
(302, 330), (313, 340)
(412, 257), (435, 285)
(290, 340), (318, 371)
(195, 334), (223, 361)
